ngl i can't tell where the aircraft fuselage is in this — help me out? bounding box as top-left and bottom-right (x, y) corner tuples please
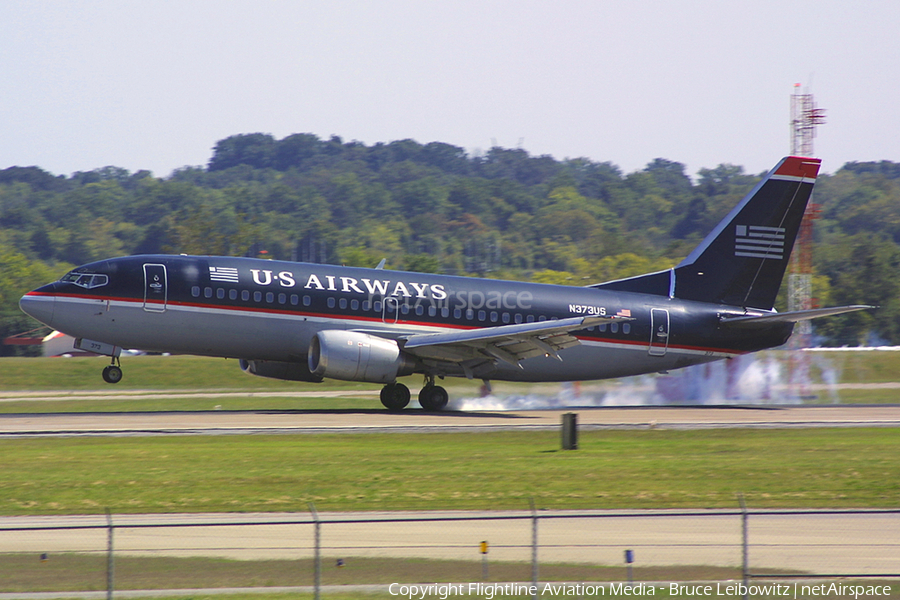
(21, 254), (791, 382)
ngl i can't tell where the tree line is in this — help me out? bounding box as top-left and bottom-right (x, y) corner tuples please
(2, 132), (898, 353)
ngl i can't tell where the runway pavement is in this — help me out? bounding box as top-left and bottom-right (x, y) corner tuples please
(1, 400), (900, 437)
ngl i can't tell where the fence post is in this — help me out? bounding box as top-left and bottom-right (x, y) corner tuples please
(309, 502), (321, 600)
(530, 498), (538, 599)
(738, 494), (748, 600)
(105, 508), (114, 600)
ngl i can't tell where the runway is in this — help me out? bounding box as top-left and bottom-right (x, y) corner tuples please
(1, 397), (900, 437)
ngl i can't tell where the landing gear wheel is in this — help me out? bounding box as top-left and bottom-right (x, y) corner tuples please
(418, 385), (449, 412)
(102, 365), (123, 384)
(380, 383), (410, 411)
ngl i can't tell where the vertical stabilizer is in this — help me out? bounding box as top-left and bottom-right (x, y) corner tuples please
(672, 156), (820, 309)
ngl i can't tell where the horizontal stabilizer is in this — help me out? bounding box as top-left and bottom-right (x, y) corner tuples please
(719, 305), (875, 328)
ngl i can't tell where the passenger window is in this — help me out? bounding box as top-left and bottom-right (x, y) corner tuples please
(204, 287), (213, 298)
(611, 323), (619, 333)
(242, 290), (250, 301)
(454, 308), (462, 319)
(303, 295), (311, 306)
(253, 291), (262, 302)
(217, 288), (225, 299)
(429, 306), (437, 317)
(538, 315), (546, 322)
(441, 307), (449, 318)
(490, 311), (499, 322)
(466, 308), (475, 320)
(278, 293), (286, 304)
(502, 312), (510, 323)
(266, 292), (274, 303)
(526, 315), (535, 323)
(623, 323), (631, 334)
(191, 286), (200, 297)
(401, 304), (409, 315)
(514, 313), (523, 324)
(291, 294), (299, 305)
(327, 297), (335, 308)
(362, 300), (370, 311)
(351, 299), (359, 310)
(599, 323), (607, 332)
(416, 305), (424, 316)
(229, 289), (238, 300)
(339, 298), (347, 309)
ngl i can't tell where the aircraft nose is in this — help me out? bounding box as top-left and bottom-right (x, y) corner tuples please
(19, 292), (55, 326)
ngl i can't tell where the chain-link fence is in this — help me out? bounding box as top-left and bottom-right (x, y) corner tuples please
(1, 508), (898, 596)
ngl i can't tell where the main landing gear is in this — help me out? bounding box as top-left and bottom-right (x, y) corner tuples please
(380, 382), (410, 411)
(418, 379), (449, 412)
(102, 356), (123, 384)
(378, 376), (449, 411)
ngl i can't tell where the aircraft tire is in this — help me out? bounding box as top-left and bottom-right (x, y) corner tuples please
(102, 365), (123, 384)
(380, 382), (410, 410)
(418, 385), (449, 412)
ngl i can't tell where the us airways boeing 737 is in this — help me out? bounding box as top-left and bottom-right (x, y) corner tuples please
(20, 156), (870, 410)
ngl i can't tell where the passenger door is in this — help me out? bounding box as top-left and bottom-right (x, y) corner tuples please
(143, 263), (167, 312)
(649, 308), (669, 356)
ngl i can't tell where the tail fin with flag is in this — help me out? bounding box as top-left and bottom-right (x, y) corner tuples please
(593, 156), (821, 310)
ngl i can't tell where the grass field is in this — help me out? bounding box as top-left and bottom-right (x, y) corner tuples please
(1, 351), (899, 413)
(1, 554), (896, 597)
(0, 355), (366, 391)
(0, 353), (898, 514)
(1, 428), (897, 515)
(1, 348), (892, 390)
(0, 554), (757, 592)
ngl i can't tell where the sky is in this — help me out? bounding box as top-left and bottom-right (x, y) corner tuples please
(2, 1), (898, 180)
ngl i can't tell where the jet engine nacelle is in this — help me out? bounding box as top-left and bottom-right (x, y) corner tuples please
(240, 359), (324, 383)
(308, 330), (416, 383)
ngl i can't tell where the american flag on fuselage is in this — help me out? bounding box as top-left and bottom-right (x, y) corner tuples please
(209, 266), (239, 283)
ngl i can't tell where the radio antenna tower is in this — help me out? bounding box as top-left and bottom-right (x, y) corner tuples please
(791, 84), (826, 156)
(788, 84), (826, 398)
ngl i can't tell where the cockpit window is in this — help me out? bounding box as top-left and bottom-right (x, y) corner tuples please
(61, 272), (109, 289)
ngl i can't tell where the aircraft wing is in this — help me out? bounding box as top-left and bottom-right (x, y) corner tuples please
(719, 305), (874, 328)
(398, 315), (631, 370)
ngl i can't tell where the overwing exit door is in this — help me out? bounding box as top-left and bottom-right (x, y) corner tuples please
(382, 296), (400, 324)
(143, 264), (167, 312)
(649, 308), (670, 356)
